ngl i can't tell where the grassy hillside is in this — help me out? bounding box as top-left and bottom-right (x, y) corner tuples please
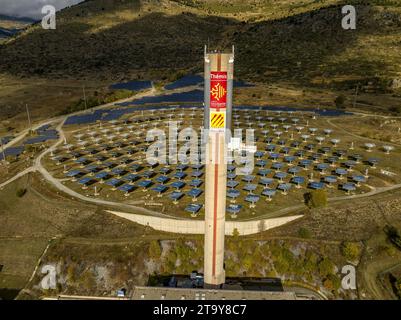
(0, 0), (400, 127)
(0, 0), (400, 90)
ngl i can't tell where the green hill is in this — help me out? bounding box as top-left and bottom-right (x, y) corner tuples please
(0, 0), (400, 91)
(0, 0), (400, 127)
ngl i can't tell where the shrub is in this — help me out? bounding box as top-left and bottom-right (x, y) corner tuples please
(341, 242), (361, 261)
(148, 240), (162, 259)
(384, 225), (401, 250)
(318, 257), (335, 278)
(335, 95), (346, 109)
(304, 190), (327, 208)
(16, 188), (27, 198)
(298, 227), (312, 239)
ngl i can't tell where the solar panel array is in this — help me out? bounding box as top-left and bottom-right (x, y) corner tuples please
(53, 106), (383, 218)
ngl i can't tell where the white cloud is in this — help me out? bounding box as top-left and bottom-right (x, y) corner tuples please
(0, 0), (84, 20)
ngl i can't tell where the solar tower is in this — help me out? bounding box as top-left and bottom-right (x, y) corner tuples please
(203, 46), (234, 288)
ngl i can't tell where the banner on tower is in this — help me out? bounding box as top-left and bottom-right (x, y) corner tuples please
(210, 71), (227, 110)
(210, 111), (226, 131)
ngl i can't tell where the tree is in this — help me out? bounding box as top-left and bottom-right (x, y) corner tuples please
(335, 95), (346, 109)
(304, 190), (327, 208)
(232, 228), (240, 238)
(341, 242), (361, 261)
(298, 227), (312, 239)
(148, 240), (162, 259)
(318, 258), (335, 278)
(16, 188), (27, 198)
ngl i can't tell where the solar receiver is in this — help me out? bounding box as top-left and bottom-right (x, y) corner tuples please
(266, 145), (276, 152)
(349, 153), (363, 163)
(274, 172), (287, 182)
(227, 189), (240, 202)
(305, 144), (315, 152)
(284, 156), (296, 164)
(243, 184), (257, 194)
(272, 162), (284, 171)
(309, 182), (325, 190)
(352, 175), (366, 186)
(262, 188), (276, 201)
(242, 175), (255, 183)
(118, 184), (136, 196)
(173, 172), (187, 180)
(291, 176), (305, 188)
(187, 188), (203, 201)
(66, 169), (84, 179)
(227, 180), (239, 189)
(257, 168), (271, 177)
(185, 204), (203, 217)
(188, 179), (203, 188)
(245, 194), (260, 208)
(255, 151), (265, 158)
(335, 168), (348, 178)
(111, 167), (127, 177)
(152, 184), (168, 197)
(344, 161), (357, 171)
(311, 154), (322, 162)
(103, 161), (117, 169)
(122, 173), (140, 183)
(324, 175), (337, 187)
(137, 180), (153, 191)
(277, 139), (286, 146)
(320, 147), (331, 155)
(256, 160), (267, 168)
(316, 163), (329, 174)
(327, 156), (339, 167)
(383, 145), (394, 154)
(105, 178), (124, 189)
(277, 183), (292, 195)
(159, 167), (171, 175)
(171, 181), (186, 190)
(342, 183), (356, 194)
(288, 166), (301, 176)
(191, 164), (204, 170)
(169, 191), (184, 204)
(294, 150), (305, 159)
(141, 170), (155, 179)
(367, 158), (379, 168)
(226, 204), (242, 218)
(84, 165), (101, 174)
(156, 175), (170, 184)
(227, 172), (237, 180)
(259, 177), (274, 187)
(191, 170), (203, 178)
(364, 143), (376, 152)
(176, 164), (188, 171)
(78, 177), (95, 189)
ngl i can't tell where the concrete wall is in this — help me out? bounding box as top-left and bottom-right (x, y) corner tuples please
(106, 210), (303, 236)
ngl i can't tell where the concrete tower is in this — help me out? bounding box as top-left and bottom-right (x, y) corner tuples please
(203, 46), (234, 288)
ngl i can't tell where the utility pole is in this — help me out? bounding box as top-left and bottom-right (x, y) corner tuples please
(26, 104), (32, 133)
(83, 85), (88, 112)
(0, 138), (6, 163)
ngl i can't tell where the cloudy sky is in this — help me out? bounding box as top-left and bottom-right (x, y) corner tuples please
(0, 0), (84, 20)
